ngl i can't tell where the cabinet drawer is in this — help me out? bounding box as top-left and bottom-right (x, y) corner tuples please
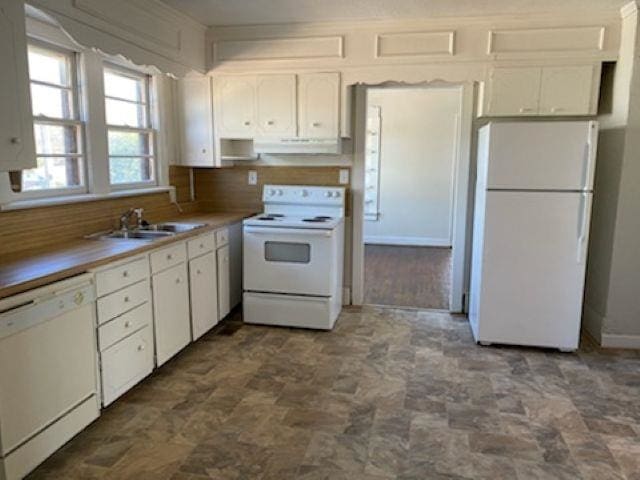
(98, 302), (152, 351)
(215, 228), (229, 247)
(100, 325), (154, 406)
(150, 242), (187, 274)
(187, 233), (216, 259)
(97, 280), (149, 324)
(95, 257), (149, 297)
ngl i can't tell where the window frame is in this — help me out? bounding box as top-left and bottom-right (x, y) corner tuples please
(21, 40), (87, 199)
(103, 62), (157, 190)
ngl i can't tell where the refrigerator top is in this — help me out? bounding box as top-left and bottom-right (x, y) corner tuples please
(478, 121), (598, 192)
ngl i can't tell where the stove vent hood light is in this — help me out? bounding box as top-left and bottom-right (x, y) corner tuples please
(254, 138), (342, 155)
(9, 171), (22, 193)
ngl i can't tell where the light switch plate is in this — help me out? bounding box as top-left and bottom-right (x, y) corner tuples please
(339, 169), (349, 185)
(248, 170), (258, 185)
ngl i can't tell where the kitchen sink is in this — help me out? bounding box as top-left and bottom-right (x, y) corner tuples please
(86, 222), (206, 241)
(139, 222), (206, 233)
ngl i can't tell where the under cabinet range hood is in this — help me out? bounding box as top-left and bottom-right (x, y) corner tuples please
(254, 138), (342, 155)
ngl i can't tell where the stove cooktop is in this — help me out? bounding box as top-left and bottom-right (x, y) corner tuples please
(243, 214), (343, 230)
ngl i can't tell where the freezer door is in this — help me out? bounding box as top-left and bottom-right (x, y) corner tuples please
(475, 191), (592, 350)
(483, 121), (597, 191)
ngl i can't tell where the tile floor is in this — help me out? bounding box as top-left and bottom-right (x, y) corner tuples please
(28, 307), (640, 480)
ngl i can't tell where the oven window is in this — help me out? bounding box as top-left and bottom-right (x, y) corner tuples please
(264, 241), (311, 263)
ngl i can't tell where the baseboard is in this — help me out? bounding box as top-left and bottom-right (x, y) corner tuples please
(601, 333), (640, 349)
(342, 287), (351, 305)
(364, 235), (451, 247)
(582, 303), (604, 345)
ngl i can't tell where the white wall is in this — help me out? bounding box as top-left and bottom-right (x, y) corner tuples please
(363, 87), (460, 247)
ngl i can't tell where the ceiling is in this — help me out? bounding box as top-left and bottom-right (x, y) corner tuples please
(162, 0), (627, 27)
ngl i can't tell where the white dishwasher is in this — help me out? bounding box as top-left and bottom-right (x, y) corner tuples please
(0, 274), (100, 480)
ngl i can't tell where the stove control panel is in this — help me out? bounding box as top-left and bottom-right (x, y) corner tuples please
(263, 185), (345, 206)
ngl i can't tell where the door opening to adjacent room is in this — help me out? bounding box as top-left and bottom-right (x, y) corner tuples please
(361, 86), (466, 311)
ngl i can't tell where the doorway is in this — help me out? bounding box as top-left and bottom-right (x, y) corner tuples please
(352, 83), (474, 312)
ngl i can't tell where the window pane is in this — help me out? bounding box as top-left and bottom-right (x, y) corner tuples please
(104, 70), (144, 102)
(22, 157), (83, 191)
(108, 130), (150, 156)
(31, 84), (73, 118)
(28, 47), (70, 86)
(34, 124), (80, 155)
(109, 157), (154, 184)
(106, 98), (147, 127)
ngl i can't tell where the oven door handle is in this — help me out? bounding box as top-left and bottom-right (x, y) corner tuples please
(244, 226), (332, 237)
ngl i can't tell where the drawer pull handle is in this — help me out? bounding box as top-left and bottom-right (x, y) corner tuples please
(137, 344), (144, 351)
(122, 270), (129, 278)
(124, 296), (130, 303)
(124, 321), (131, 328)
(312, 122), (321, 127)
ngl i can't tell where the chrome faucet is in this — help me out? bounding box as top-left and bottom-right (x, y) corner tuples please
(119, 209), (135, 231)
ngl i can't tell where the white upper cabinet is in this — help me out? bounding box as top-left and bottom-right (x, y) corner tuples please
(256, 74), (297, 137)
(177, 76), (214, 167)
(298, 73), (340, 138)
(539, 65), (597, 116)
(0, 0), (36, 171)
(481, 64), (600, 117)
(485, 67), (541, 116)
(215, 75), (256, 138)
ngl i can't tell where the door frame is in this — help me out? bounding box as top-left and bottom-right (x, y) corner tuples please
(351, 81), (475, 312)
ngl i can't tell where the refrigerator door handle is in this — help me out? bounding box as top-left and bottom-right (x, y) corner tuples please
(577, 193), (591, 264)
(583, 122), (598, 190)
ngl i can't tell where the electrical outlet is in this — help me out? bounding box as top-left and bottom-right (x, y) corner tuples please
(248, 170), (258, 185)
(339, 169), (349, 185)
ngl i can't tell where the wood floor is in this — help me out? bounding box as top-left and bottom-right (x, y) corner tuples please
(27, 307), (640, 480)
(364, 245), (452, 310)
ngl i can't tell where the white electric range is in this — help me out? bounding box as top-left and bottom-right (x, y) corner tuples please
(243, 185), (345, 330)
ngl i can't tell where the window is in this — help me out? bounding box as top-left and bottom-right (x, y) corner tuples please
(104, 65), (155, 187)
(22, 43), (84, 193)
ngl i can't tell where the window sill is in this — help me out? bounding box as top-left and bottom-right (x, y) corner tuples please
(1, 186), (174, 212)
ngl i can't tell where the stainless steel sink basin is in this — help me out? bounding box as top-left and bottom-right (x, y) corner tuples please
(140, 222), (206, 233)
(86, 222), (206, 241)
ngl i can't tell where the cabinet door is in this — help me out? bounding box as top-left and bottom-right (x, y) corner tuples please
(298, 73), (340, 138)
(256, 74), (297, 137)
(189, 252), (218, 340)
(0, 0), (36, 171)
(217, 245), (231, 320)
(215, 75), (256, 138)
(152, 263), (191, 366)
(486, 67), (541, 116)
(177, 76), (214, 166)
(539, 65), (597, 116)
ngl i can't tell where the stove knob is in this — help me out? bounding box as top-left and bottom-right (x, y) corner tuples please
(333, 191), (341, 198)
(301, 189), (309, 197)
(277, 189), (284, 196)
(268, 189), (276, 196)
(324, 191), (332, 198)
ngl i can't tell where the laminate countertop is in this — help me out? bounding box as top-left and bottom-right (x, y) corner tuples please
(0, 211), (254, 300)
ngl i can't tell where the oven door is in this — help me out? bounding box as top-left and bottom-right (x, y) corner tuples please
(243, 226), (336, 296)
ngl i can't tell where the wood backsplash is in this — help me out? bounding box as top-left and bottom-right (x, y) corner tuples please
(194, 166), (350, 214)
(1, 166), (194, 258)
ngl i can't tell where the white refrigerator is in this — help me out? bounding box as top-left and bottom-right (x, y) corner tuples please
(469, 121), (598, 351)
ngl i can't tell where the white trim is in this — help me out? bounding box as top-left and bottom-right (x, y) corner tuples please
(364, 235), (451, 247)
(601, 333), (640, 349)
(0, 186), (173, 211)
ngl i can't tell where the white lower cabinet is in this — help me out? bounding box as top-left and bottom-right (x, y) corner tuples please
(152, 260), (191, 366)
(100, 324), (154, 406)
(217, 244), (231, 320)
(189, 251), (218, 340)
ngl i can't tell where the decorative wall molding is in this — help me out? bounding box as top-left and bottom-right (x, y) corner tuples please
(214, 36), (344, 62)
(375, 30), (455, 58)
(487, 26), (606, 55)
(601, 333), (640, 349)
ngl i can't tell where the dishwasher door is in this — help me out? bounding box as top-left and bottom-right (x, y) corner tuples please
(0, 275), (98, 458)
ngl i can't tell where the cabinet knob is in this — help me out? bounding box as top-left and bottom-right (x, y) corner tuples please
(244, 121), (251, 126)
(122, 270), (129, 278)
(202, 148), (207, 154)
(124, 321), (131, 328)
(10, 137), (21, 144)
(176, 277), (181, 284)
(137, 344), (144, 351)
(267, 120), (274, 125)
(312, 122), (321, 127)
(167, 254), (173, 260)
(196, 269), (202, 275)
(200, 243), (204, 249)
(124, 296), (130, 303)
